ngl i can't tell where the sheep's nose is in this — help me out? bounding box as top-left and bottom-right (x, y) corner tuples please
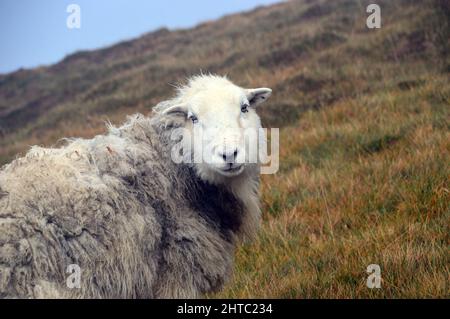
(219, 148), (238, 163)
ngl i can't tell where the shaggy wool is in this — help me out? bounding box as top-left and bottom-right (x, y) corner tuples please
(0, 111), (260, 298)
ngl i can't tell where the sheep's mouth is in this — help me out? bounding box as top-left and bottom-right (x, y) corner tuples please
(218, 164), (244, 176)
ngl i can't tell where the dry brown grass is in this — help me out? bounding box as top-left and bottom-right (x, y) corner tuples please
(215, 72), (449, 298)
(218, 2), (449, 298)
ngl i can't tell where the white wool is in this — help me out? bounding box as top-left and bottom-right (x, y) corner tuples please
(154, 74), (271, 185)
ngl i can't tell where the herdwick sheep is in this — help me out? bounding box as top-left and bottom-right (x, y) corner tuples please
(0, 74), (272, 298)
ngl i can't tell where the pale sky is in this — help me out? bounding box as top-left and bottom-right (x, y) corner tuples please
(0, 0), (281, 74)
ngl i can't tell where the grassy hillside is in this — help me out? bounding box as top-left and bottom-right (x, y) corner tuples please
(1, 0), (449, 298)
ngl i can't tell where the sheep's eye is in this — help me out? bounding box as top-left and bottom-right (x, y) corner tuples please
(241, 103), (249, 113)
(189, 115), (198, 124)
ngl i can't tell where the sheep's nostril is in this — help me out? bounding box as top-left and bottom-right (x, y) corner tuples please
(219, 148), (238, 163)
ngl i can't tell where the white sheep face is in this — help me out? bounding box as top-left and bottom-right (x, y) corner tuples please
(162, 75), (272, 184)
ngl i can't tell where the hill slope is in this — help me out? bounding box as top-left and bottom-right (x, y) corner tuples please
(0, 0), (449, 297)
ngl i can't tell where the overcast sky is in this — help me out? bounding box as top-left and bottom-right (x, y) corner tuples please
(0, 0), (281, 74)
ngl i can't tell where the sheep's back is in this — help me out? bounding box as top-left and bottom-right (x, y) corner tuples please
(0, 138), (162, 298)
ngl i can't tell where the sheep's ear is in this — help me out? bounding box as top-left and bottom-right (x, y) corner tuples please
(246, 88), (272, 107)
(161, 104), (188, 117)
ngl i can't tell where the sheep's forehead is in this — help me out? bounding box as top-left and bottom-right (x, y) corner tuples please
(190, 85), (245, 116)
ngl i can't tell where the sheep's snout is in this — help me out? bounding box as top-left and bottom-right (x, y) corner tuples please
(218, 148), (238, 163)
(209, 140), (245, 176)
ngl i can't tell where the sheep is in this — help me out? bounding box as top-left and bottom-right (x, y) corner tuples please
(0, 74), (272, 298)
